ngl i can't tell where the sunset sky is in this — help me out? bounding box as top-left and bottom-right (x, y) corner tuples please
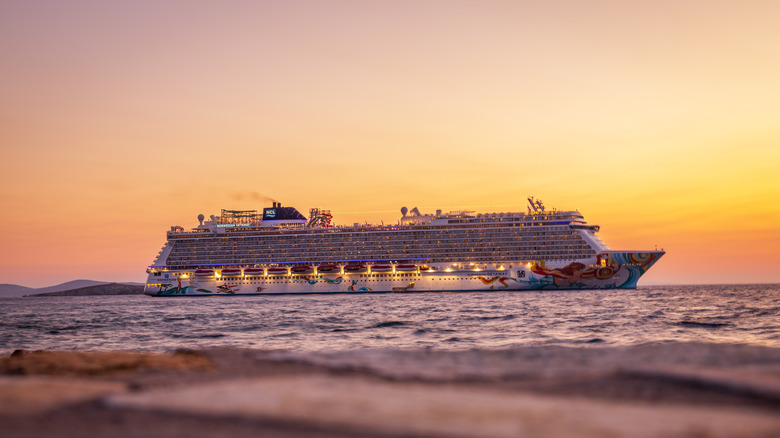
(1, 1), (779, 287)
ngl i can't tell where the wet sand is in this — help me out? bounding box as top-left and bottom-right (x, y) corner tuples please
(2, 343), (779, 437)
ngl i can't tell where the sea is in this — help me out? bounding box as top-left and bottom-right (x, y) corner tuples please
(1, 284), (778, 355)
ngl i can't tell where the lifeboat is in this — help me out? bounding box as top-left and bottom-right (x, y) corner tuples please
(371, 264), (392, 272)
(317, 265), (339, 273)
(396, 264), (417, 272)
(291, 266), (314, 275)
(221, 268), (241, 276)
(344, 264), (368, 273)
(267, 267), (288, 275)
(243, 268), (264, 276)
(194, 269), (215, 277)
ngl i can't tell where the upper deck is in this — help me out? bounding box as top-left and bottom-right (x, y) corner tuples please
(154, 199), (605, 268)
(166, 201), (588, 240)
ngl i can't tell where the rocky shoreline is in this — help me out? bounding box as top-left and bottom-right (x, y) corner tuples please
(2, 343), (779, 437)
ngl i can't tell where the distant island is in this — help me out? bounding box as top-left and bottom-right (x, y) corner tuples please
(0, 280), (144, 298)
(27, 283), (144, 297)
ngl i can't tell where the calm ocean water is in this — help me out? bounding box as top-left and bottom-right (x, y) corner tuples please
(1, 285), (778, 355)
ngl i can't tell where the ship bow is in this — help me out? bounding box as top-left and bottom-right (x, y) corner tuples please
(607, 250), (665, 288)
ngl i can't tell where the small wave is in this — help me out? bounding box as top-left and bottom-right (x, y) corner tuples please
(412, 329), (428, 335)
(563, 337), (606, 344)
(371, 321), (406, 328)
(748, 307), (779, 317)
(470, 315), (516, 321)
(236, 324), (268, 332)
(677, 320), (730, 328)
(48, 325), (81, 332)
(170, 333), (226, 339)
(318, 316), (350, 324)
(162, 316), (191, 322)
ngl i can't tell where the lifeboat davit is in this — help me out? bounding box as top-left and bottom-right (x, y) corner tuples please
(317, 265), (339, 273)
(344, 264), (368, 273)
(194, 269), (215, 277)
(396, 264), (417, 272)
(371, 264), (392, 272)
(267, 267), (288, 275)
(243, 268), (264, 276)
(291, 266), (314, 275)
(221, 268), (241, 276)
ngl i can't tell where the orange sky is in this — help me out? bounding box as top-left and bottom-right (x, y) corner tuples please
(1, 1), (779, 287)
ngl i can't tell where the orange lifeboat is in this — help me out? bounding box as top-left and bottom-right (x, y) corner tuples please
(344, 264), (368, 273)
(243, 268), (264, 276)
(396, 264), (417, 272)
(291, 266), (314, 275)
(371, 264), (392, 272)
(221, 268), (241, 276)
(194, 269), (215, 277)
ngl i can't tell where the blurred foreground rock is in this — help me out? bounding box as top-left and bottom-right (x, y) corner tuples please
(1, 343), (779, 438)
(2, 349), (213, 376)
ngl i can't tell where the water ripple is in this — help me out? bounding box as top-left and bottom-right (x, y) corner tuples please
(0, 284), (778, 353)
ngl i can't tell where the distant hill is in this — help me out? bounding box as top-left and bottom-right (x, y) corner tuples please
(33, 279), (111, 294)
(0, 284), (34, 298)
(29, 283), (145, 297)
(0, 280), (145, 298)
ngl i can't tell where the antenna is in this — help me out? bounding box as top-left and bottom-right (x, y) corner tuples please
(527, 197), (538, 213)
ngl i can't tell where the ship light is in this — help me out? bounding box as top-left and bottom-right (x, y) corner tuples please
(474, 267), (481, 272)
(181, 274), (189, 279)
(445, 268), (452, 272)
(215, 272), (221, 279)
(498, 265), (505, 271)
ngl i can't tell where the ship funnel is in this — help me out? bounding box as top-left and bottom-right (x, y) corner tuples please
(401, 206), (408, 217)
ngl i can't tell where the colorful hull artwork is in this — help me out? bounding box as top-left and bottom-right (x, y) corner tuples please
(147, 251), (664, 296)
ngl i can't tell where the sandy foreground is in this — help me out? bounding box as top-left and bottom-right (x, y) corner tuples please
(1, 343), (779, 438)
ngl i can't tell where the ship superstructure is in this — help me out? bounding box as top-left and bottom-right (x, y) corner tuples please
(145, 199), (664, 296)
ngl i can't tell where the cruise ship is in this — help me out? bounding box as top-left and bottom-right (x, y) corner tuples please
(144, 198), (664, 296)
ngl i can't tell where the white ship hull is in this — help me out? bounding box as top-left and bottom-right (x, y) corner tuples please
(144, 251), (664, 296)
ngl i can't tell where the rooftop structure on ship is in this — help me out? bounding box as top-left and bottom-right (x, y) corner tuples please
(152, 198), (609, 270)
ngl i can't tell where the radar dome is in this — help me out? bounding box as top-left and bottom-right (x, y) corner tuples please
(198, 214), (205, 225)
(401, 206), (408, 217)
